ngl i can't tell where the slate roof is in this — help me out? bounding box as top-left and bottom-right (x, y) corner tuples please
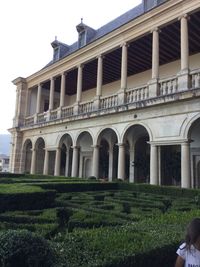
(44, 2), (144, 69)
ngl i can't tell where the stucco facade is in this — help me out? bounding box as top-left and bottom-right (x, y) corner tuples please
(10, 0), (200, 188)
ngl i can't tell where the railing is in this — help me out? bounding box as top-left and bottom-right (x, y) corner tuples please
(50, 110), (58, 120)
(79, 101), (93, 114)
(191, 69), (200, 89)
(22, 69), (200, 128)
(37, 113), (46, 124)
(61, 106), (74, 118)
(24, 116), (34, 126)
(159, 76), (178, 96)
(100, 95), (118, 109)
(126, 85), (149, 103)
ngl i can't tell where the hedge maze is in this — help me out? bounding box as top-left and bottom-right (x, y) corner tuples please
(0, 174), (200, 266)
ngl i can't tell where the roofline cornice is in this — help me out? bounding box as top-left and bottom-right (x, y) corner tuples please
(25, 0), (200, 87)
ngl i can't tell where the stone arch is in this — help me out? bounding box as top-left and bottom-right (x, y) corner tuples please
(187, 117), (200, 188)
(58, 133), (73, 177)
(77, 131), (93, 178)
(34, 137), (45, 174)
(122, 124), (150, 183)
(97, 128), (119, 181)
(21, 139), (32, 174)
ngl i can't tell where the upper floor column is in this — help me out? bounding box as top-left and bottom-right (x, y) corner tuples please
(149, 28), (160, 98)
(59, 72), (66, 108)
(152, 28), (160, 80)
(36, 83), (42, 114)
(180, 14), (189, 71)
(49, 77), (55, 110)
(178, 14), (190, 91)
(121, 42), (128, 90)
(96, 55), (103, 97)
(76, 64), (83, 103)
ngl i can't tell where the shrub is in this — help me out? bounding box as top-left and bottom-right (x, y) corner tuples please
(0, 229), (58, 267)
(56, 207), (73, 228)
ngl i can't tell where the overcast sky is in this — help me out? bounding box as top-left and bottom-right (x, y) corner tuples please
(0, 0), (141, 134)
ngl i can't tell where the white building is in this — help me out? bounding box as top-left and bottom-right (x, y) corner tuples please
(9, 0), (200, 188)
(0, 155), (10, 172)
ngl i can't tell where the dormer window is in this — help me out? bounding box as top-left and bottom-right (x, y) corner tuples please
(78, 31), (86, 48)
(53, 47), (60, 61)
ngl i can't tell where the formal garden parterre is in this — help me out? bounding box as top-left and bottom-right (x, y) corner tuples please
(0, 174), (200, 266)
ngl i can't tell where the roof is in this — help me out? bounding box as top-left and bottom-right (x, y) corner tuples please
(44, 1), (167, 68)
(44, 3), (143, 68)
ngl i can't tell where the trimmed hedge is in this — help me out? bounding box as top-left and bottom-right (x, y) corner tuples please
(0, 191), (56, 212)
(39, 182), (118, 192)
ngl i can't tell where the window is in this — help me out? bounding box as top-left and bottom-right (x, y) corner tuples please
(53, 47), (59, 61)
(78, 31), (86, 48)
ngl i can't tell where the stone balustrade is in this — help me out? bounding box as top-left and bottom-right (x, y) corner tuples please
(191, 69), (200, 89)
(22, 69), (200, 128)
(100, 95), (118, 109)
(79, 101), (94, 114)
(61, 106), (74, 118)
(159, 76), (178, 96)
(126, 85), (149, 103)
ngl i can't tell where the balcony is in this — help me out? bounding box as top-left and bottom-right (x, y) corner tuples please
(22, 69), (200, 129)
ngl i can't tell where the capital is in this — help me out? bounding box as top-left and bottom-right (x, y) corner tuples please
(150, 27), (161, 34)
(178, 14), (190, 21)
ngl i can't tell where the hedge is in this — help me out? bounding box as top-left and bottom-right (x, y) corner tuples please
(0, 191), (56, 212)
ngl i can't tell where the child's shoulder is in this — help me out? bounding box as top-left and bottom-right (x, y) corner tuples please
(179, 242), (186, 250)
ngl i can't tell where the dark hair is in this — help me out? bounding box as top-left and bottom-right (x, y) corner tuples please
(185, 218), (200, 249)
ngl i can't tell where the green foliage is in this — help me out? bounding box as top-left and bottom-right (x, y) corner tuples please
(56, 208), (73, 228)
(0, 229), (59, 267)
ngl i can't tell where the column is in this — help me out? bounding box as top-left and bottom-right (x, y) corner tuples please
(60, 72), (66, 108)
(180, 15), (189, 71)
(129, 147), (135, 183)
(71, 146), (79, 177)
(108, 147), (113, 182)
(92, 145), (99, 178)
(178, 14), (190, 91)
(181, 142), (191, 188)
(117, 143), (125, 180)
(150, 144), (158, 185)
(149, 28), (160, 98)
(65, 148), (70, 177)
(97, 55), (103, 97)
(121, 43), (128, 90)
(76, 65), (83, 103)
(36, 84), (42, 114)
(152, 28), (159, 80)
(49, 77), (55, 110)
(43, 149), (49, 175)
(118, 43), (128, 105)
(54, 147), (61, 176)
(30, 148), (36, 174)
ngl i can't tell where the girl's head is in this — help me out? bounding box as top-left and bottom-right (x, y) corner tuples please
(185, 218), (200, 247)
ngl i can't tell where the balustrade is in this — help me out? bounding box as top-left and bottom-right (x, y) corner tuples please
(61, 106), (74, 118)
(79, 101), (93, 114)
(126, 86), (149, 103)
(100, 95), (118, 109)
(50, 110), (58, 120)
(191, 69), (200, 89)
(24, 116), (34, 126)
(22, 69), (200, 128)
(37, 113), (46, 124)
(159, 76), (178, 95)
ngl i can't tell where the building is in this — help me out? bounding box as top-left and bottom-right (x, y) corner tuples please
(0, 155), (10, 172)
(9, 0), (200, 188)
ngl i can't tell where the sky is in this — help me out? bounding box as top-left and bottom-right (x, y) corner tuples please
(0, 0), (142, 134)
